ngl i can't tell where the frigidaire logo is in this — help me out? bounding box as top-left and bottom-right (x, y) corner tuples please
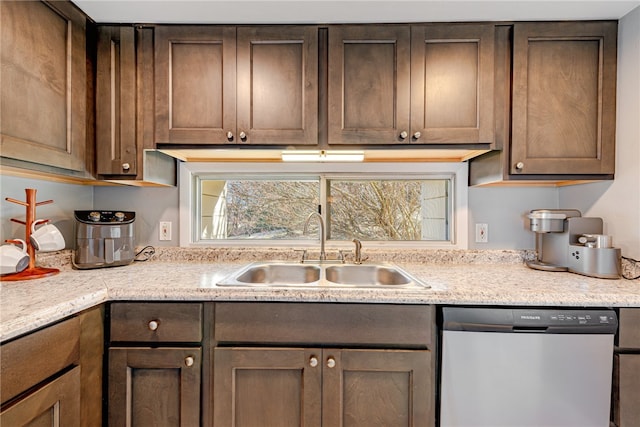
(520, 315), (541, 320)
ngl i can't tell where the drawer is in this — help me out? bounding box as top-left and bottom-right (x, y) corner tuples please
(110, 303), (203, 343)
(619, 308), (640, 349)
(215, 303), (434, 348)
(1, 317), (80, 404)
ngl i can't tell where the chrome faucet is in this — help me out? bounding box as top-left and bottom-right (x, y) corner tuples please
(303, 212), (326, 261)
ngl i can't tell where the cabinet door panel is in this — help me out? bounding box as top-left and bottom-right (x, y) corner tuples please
(155, 26), (235, 144)
(96, 26), (137, 175)
(0, 367), (81, 427)
(214, 347), (322, 427)
(323, 349), (433, 427)
(237, 26), (318, 145)
(0, 0), (86, 171)
(616, 354), (640, 427)
(617, 308), (640, 349)
(328, 26), (410, 144)
(511, 22), (616, 175)
(411, 24), (495, 144)
(108, 347), (201, 427)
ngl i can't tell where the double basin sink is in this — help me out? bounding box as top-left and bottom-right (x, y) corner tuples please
(218, 262), (428, 289)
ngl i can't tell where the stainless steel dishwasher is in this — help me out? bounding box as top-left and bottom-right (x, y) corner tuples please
(440, 307), (617, 427)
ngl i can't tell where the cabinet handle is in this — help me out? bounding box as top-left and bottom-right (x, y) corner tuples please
(399, 131), (408, 140)
(515, 162), (525, 171)
(326, 357), (336, 368)
(147, 320), (159, 331)
(122, 163), (130, 171)
(226, 131), (234, 141)
(413, 131), (421, 140)
(184, 356), (194, 367)
(309, 356), (318, 367)
(239, 131), (247, 142)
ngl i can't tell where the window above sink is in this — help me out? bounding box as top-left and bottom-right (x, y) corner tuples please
(179, 161), (469, 249)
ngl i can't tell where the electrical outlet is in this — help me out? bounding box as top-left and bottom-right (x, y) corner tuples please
(475, 223), (488, 243)
(159, 221), (172, 241)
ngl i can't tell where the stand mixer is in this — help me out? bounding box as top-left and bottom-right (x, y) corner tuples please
(526, 209), (621, 279)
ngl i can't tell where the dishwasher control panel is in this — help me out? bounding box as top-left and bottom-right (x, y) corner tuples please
(443, 307), (618, 334)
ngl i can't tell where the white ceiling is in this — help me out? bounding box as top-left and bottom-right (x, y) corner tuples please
(72, 0), (640, 24)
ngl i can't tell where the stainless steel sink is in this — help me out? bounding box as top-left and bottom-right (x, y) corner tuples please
(325, 264), (413, 286)
(218, 262), (428, 289)
(232, 263), (321, 286)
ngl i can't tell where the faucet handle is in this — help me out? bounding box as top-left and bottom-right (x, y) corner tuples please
(294, 249), (308, 263)
(352, 239), (365, 264)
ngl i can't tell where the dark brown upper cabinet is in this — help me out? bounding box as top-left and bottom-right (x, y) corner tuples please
(411, 24), (495, 144)
(328, 25), (411, 145)
(96, 26), (137, 176)
(0, 1), (87, 172)
(155, 26), (236, 145)
(510, 21), (617, 175)
(328, 24), (495, 146)
(237, 26), (318, 145)
(95, 26), (175, 184)
(155, 25), (318, 145)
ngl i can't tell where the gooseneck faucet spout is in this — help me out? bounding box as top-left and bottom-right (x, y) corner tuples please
(303, 212), (326, 261)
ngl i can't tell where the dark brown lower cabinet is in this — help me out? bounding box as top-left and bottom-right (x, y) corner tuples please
(214, 347), (432, 427)
(615, 354), (640, 426)
(613, 308), (640, 427)
(0, 367), (81, 426)
(108, 347), (201, 427)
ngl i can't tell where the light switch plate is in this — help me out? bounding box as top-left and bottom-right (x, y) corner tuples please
(159, 221), (172, 241)
(475, 223), (488, 243)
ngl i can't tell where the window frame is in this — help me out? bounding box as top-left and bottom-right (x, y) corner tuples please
(179, 161), (469, 249)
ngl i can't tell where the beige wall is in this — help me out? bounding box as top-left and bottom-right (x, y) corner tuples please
(559, 6), (640, 259)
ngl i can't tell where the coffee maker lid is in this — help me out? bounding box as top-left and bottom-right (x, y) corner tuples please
(527, 209), (581, 220)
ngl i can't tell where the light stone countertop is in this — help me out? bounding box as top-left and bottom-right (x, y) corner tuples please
(1, 249), (639, 342)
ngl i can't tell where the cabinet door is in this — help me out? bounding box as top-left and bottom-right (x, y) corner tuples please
(411, 24), (495, 144)
(328, 26), (411, 144)
(214, 347), (322, 427)
(0, 0), (86, 171)
(511, 22), (617, 175)
(237, 26), (318, 145)
(0, 367), (81, 427)
(323, 349), (433, 427)
(616, 354), (640, 427)
(96, 26), (137, 175)
(108, 347), (201, 427)
(155, 26), (236, 144)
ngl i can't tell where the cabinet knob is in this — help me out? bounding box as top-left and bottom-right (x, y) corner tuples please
(515, 162), (525, 171)
(326, 357), (336, 368)
(239, 131), (247, 142)
(122, 163), (130, 171)
(147, 320), (159, 331)
(226, 131), (234, 141)
(184, 356), (194, 367)
(413, 131), (421, 140)
(399, 131), (408, 140)
(309, 356), (318, 367)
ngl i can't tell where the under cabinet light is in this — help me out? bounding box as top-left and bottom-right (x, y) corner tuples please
(281, 150), (364, 162)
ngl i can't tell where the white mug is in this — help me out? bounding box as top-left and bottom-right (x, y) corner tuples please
(30, 219), (65, 252)
(1, 239), (30, 275)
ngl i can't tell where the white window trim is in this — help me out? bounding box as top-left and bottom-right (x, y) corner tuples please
(179, 161), (469, 249)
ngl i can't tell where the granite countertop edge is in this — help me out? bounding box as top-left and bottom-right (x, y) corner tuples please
(1, 249), (639, 342)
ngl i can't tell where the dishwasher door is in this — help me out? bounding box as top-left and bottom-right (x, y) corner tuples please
(440, 308), (617, 427)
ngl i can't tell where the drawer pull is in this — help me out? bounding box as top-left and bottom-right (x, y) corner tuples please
(309, 356), (318, 367)
(147, 320), (159, 331)
(184, 356), (195, 367)
(326, 357), (336, 368)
